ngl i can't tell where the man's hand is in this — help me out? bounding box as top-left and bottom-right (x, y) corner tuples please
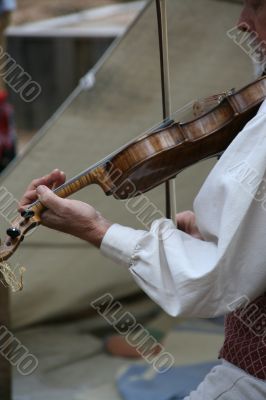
(176, 210), (203, 240)
(19, 169), (111, 248)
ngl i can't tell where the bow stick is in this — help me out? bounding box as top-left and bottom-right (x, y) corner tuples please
(155, 0), (177, 222)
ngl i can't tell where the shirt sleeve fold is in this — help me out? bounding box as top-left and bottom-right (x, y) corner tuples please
(101, 219), (222, 318)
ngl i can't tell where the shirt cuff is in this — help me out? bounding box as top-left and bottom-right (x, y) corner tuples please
(100, 223), (146, 267)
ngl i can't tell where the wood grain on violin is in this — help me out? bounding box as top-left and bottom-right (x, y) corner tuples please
(1, 75), (266, 261)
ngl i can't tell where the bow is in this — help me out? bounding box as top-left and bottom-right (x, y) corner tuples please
(155, 0), (177, 221)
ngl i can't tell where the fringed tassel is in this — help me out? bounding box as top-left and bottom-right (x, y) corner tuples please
(0, 263), (26, 292)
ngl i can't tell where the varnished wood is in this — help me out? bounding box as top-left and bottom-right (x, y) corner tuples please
(0, 75), (266, 261)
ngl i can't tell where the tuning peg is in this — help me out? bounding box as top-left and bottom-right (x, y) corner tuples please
(21, 209), (35, 219)
(6, 228), (21, 239)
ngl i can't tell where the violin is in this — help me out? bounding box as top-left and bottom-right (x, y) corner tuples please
(1, 75), (266, 262)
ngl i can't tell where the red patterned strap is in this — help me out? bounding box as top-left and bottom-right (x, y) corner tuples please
(219, 293), (266, 380)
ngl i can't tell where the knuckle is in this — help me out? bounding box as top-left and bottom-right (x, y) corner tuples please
(32, 179), (40, 187)
(40, 192), (49, 203)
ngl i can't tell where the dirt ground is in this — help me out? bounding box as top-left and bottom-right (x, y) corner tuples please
(13, 0), (130, 25)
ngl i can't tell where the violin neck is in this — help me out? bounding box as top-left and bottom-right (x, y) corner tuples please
(31, 162), (113, 214)
(54, 164), (112, 197)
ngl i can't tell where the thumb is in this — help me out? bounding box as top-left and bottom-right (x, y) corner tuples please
(36, 185), (62, 210)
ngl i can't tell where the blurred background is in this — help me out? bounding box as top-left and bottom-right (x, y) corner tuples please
(14, 0), (129, 24)
(9, 0), (137, 153)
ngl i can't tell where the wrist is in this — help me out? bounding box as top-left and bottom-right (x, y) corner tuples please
(85, 215), (112, 248)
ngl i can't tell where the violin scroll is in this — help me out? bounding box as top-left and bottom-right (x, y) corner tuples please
(0, 208), (41, 261)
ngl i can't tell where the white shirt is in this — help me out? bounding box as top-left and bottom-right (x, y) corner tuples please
(101, 100), (266, 318)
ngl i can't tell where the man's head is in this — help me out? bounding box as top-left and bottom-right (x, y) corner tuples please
(238, 1), (266, 35)
(238, 0), (266, 75)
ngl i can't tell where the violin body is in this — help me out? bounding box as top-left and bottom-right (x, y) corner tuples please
(1, 76), (266, 261)
(104, 76), (266, 199)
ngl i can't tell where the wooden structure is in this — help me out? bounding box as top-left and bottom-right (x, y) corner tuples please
(6, 2), (144, 130)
